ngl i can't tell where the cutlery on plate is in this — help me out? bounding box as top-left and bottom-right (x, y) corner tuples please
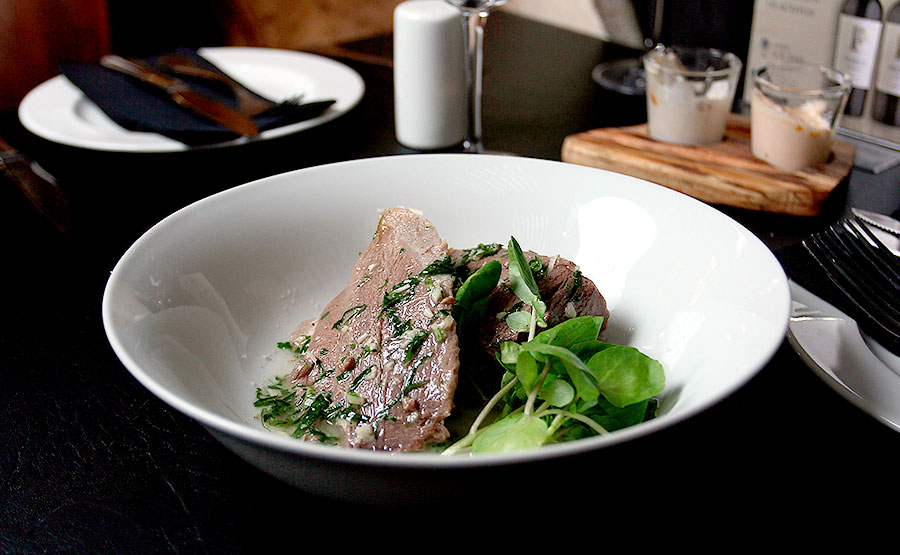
(154, 54), (302, 117)
(802, 213), (900, 355)
(100, 55), (260, 137)
(852, 207), (900, 238)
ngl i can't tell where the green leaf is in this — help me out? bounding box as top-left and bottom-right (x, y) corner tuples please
(531, 315), (605, 349)
(472, 413), (550, 453)
(453, 259), (501, 327)
(499, 340), (522, 367)
(455, 259), (501, 306)
(569, 339), (614, 361)
(586, 345), (665, 407)
(507, 237), (547, 327)
(515, 350), (539, 389)
(461, 295), (492, 329)
(522, 342), (599, 402)
(558, 398), (651, 441)
(540, 377), (575, 407)
(593, 398), (651, 430)
(505, 311), (532, 333)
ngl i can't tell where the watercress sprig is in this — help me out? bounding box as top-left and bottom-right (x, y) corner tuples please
(442, 236), (665, 455)
(506, 236), (546, 341)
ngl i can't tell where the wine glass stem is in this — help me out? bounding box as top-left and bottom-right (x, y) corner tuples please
(646, 0), (665, 48)
(462, 9), (488, 153)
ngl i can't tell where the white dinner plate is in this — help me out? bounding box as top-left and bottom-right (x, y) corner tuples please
(18, 47), (365, 152)
(788, 280), (900, 432)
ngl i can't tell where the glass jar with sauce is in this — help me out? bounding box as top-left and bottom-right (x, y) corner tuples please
(750, 64), (851, 172)
(642, 45), (742, 146)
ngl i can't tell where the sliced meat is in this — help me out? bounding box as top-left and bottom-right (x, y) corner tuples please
(288, 207), (460, 452)
(452, 247), (609, 352)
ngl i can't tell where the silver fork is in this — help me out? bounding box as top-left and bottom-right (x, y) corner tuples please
(802, 213), (900, 352)
(155, 54), (303, 117)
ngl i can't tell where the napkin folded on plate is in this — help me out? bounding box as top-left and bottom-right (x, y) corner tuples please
(775, 224), (900, 356)
(59, 48), (336, 146)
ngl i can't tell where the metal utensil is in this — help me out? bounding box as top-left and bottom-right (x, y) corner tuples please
(100, 55), (260, 137)
(0, 136), (73, 231)
(802, 214), (900, 355)
(852, 207), (900, 238)
(155, 54), (279, 117)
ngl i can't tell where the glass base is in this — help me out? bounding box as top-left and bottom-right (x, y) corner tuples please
(591, 58), (646, 96)
(462, 138), (516, 156)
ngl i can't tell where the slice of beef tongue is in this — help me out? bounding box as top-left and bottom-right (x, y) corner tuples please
(289, 207), (459, 452)
(452, 247), (609, 352)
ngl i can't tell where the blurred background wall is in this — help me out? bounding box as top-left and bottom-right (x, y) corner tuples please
(0, 0), (755, 110)
(0, 0), (110, 111)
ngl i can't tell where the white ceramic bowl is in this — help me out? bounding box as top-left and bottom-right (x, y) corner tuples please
(102, 154), (790, 504)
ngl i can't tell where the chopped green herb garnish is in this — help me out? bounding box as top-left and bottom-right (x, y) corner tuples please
(255, 377), (337, 442)
(457, 243), (502, 265)
(377, 354), (432, 420)
(332, 304), (367, 330)
(336, 366), (354, 381)
(311, 363), (333, 385)
(350, 365), (374, 390)
(565, 269), (583, 303)
(403, 329), (429, 364)
(420, 256), (454, 276)
(254, 375), (298, 427)
(529, 256), (547, 280)
(293, 392), (337, 441)
(277, 335), (311, 356)
(380, 277), (420, 316)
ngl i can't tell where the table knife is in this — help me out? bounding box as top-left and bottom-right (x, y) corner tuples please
(851, 208), (900, 256)
(853, 207), (900, 237)
(100, 55), (260, 137)
(0, 136), (74, 231)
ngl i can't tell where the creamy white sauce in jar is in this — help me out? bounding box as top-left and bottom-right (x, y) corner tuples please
(748, 64), (851, 173)
(643, 48), (741, 146)
(750, 89), (834, 172)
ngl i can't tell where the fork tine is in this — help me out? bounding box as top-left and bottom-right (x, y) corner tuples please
(827, 219), (900, 297)
(802, 218), (900, 347)
(848, 214), (900, 277)
(803, 236), (900, 328)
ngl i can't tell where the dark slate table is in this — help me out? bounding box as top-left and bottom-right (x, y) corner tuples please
(3, 12), (898, 550)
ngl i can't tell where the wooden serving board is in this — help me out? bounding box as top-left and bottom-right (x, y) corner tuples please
(560, 114), (855, 216)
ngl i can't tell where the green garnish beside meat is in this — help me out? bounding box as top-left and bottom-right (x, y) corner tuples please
(255, 207), (664, 454)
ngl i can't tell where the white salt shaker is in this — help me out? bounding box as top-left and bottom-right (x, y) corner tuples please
(393, 0), (466, 150)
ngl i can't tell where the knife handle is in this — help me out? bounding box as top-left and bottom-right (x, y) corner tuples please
(98, 54), (260, 137)
(0, 137), (74, 232)
(100, 55), (179, 91)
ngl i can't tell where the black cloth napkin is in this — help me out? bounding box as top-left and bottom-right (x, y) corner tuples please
(775, 223), (900, 356)
(59, 48), (336, 146)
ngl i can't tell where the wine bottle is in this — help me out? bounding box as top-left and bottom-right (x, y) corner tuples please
(833, 0), (884, 116)
(873, 2), (900, 125)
